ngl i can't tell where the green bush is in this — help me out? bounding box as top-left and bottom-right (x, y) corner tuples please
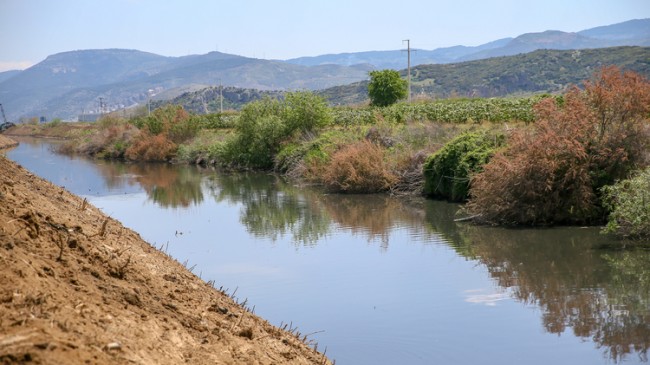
(368, 69), (408, 107)
(130, 105), (197, 143)
(282, 91), (332, 134)
(423, 131), (505, 201)
(601, 168), (650, 239)
(194, 112), (239, 129)
(45, 118), (63, 128)
(219, 92), (331, 169)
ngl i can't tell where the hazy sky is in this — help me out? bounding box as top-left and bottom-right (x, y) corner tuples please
(0, 0), (648, 72)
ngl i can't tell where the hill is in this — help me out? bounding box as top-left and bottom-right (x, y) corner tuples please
(152, 85), (285, 113)
(0, 70), (21, 83)
(319, 46), (650, 104)
(287, 19), (650, 69)
(1, 18), (647, 121)
(0, 50), (370, 121)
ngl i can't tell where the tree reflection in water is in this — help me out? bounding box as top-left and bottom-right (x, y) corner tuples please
(205, 173), (331, 245)
(91, 159), (649, 363)
(95, 161), (204, 208)
(204, 173), (438, 248)
(436, 216), (650, 364)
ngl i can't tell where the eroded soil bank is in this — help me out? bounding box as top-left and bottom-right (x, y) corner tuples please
(0, 150), (331, 364)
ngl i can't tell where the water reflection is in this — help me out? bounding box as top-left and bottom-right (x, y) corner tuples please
(204, 173), (439, 247)
(319, 194), (433, 249)
(447, 224), (650, 363)
(7, 138), (650, 363)
(94, 161), (204, 208)
(205, 173), (330, 244)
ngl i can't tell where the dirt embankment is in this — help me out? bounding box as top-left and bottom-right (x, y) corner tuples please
(0, 135), (18, 150)
(0, 155), (331, 365)
(3, 124), (95, 140)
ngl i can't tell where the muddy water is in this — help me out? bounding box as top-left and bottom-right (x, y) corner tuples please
(6, 137), (649, 365)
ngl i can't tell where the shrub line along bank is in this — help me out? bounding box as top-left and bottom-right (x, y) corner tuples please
(11, 66), (650, 238)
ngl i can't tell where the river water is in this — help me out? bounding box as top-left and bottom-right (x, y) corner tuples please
(5, 137), (649, 364)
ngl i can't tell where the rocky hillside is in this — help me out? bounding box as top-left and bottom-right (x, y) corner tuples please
(319, 46), (650, 104)
(0, 49), (370, 121)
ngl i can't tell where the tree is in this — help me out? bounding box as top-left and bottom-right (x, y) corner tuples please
(465, 66), (650, 225)
(220, 92), (332, 169)
(367, 70), (408, 107)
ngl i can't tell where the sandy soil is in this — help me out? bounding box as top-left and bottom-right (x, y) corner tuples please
(0, 141), (331, 364)
(0, 136), (18, 150)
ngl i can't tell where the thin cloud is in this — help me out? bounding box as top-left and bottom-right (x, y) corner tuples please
(0, 61), (34, 72)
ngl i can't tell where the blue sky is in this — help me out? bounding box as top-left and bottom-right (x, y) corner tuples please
(0, 0), (648, 72)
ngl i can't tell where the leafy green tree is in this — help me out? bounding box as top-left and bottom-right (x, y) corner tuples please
(367, 70), (408, 107)
(219, 91), (332, 169)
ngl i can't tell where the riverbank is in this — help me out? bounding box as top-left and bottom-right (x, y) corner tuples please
(0, 134), (17, 149)
(0, 155), (331, 364)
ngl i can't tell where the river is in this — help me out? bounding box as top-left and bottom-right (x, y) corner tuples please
(4, 137), (649, 364)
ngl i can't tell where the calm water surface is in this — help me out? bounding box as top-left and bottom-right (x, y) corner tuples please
(5, 137), (649, 365)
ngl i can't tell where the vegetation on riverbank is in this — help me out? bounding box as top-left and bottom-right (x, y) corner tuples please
(465, 66), (650, 230)
(5, 66), (649, 237)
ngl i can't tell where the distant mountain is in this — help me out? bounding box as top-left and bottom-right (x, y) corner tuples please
(319, 47), (650, 105)
(0, 49), (370, 120)
(288, 19), (650, 68)
(0, 70), (21, 83)
(578, 18), (650, 41)
(1, 18), (648, 121)
(286, 38), (512, 69)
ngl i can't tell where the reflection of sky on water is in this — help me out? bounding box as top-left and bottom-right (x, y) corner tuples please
(5, 137), (141, 196)
(464, 289), (512, 306)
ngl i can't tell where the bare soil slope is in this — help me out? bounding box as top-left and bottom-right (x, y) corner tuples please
(0, 153), (330, 365)
(0, 135), (18, 149)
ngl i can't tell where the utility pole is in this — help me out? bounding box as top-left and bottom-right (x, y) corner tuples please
(98, 97), (105, 115)
(402, 39), (412, 103)
(219, 80), (223, 113)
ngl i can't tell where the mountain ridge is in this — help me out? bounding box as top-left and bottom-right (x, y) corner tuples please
(287, 18), (650, 68)
(317, 46), (650, 105)
(0, 18), (648, 121)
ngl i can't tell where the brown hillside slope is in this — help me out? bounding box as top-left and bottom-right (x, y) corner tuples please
(0, 155), (331, 365)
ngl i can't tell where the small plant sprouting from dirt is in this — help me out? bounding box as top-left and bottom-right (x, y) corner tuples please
(108, 254), (132, 279)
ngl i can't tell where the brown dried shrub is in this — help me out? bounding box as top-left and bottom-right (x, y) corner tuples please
(466, 66), (650, 225)
(322, 140), (397, 193)
(125, 133), (177, 162)
(59, 117), (139, 158)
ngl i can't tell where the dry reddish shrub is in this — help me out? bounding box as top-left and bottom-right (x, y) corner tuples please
(125, 133), (177, 162)
(466, 66), (650, 225)
(322, 140), (397, 193)
(59, 120), (139, 158)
